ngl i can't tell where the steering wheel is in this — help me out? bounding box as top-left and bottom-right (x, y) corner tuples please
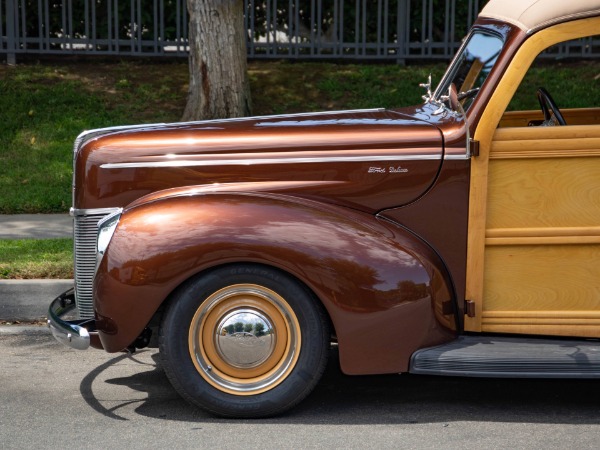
(536, 87), (566, 126)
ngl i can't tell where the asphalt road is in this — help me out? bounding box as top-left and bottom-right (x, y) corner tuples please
(2, 328), (600, 449)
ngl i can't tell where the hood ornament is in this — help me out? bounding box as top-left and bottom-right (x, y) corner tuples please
(420, 74), (433, 103)
(420, 75), (462, 118)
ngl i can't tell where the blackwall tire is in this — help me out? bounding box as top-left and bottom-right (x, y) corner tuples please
(159, 264), (329, 418)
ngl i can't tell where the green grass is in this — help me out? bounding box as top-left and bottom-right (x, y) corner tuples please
(316, 64), (447, 109)
(0, 239), (73, 279)
(0, 61), (187, 214)
(0, 71), (100, 213)
(247, 62), (447, 114)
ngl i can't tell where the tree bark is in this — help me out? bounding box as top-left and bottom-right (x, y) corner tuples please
(182, 0), (251, 121)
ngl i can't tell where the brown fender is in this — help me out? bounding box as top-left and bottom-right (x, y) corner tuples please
(94, 191), (456, 374)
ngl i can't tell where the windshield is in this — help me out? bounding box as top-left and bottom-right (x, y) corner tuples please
(434, 30), (504, 112)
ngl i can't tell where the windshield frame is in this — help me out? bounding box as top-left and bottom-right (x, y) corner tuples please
(432, 28), (505, 114)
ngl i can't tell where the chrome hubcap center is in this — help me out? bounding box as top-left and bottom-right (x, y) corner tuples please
(214, 309), (276, 369)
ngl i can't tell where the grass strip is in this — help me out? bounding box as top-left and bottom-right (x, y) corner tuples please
(0, 239), (73, 279)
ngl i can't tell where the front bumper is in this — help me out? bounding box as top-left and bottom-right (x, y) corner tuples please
(48, 288), (98, 350)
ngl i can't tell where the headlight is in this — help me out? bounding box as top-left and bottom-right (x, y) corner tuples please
(96, 209), (122, 268)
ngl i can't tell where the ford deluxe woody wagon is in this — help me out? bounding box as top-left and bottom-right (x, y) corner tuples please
(49, 0), (600, 417)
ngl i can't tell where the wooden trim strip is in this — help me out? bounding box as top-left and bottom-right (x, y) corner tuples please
(486, 236), (600, 245)
(484, 311), (600, 319)
(499, 110), (600, 128)
(482, 311), (600, 326)
(482, 311), (600, 337)
(481, 324), (600, 338)
(485, 227), (600, 246)
(490, 139), (600, 159)
(501, 108), (600, 120)
(494, 123), (600, 140)
(490, 125), (600, 159)
(485, 319), (600, 325)
(487, 227), (600, 238)
(490, 147), (600, 160)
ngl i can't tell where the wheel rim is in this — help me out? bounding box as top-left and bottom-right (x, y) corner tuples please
(188, 284), (301, 395)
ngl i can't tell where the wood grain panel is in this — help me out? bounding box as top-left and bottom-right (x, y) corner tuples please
(486, 157), (600, 229)
(483, 244), (600, 313)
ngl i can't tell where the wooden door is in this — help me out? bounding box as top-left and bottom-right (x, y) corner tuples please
(480, 124), (600, 338)
(463, 17), (600, 335)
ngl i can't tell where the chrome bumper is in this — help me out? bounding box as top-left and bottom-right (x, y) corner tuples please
(48, 288), (97, 350)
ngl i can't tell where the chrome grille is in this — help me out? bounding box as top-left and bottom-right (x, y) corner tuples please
(73, 210), (117, 318)
(72, 128), (129, 319)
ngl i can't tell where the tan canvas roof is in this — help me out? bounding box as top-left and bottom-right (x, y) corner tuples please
(479, 0), (600, 33)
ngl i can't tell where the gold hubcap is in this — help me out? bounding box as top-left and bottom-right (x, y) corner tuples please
(188, 284), (301, 395)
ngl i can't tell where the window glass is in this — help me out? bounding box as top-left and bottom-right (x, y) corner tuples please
(507, 36), (600, 111)
(435, 31), (504, 112)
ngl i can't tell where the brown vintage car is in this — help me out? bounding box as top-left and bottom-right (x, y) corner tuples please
(49, 0), (600, 418)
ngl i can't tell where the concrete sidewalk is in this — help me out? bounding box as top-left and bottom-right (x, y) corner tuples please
(0, 214), (72, 239)
(1, 214), (73, 322)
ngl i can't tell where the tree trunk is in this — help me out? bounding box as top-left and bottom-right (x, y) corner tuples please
(182, 0), (251, 121)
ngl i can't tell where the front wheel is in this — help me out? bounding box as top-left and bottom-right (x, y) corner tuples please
(159, 264), (329, 418)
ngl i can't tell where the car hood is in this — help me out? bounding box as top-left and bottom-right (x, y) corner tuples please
(74, 108), (444, 213)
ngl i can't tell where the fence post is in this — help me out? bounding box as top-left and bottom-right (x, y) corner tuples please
(5, 0), (16, 64)
(396, 0), (408, 65)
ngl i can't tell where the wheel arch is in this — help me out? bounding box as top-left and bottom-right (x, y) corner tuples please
(94, 191), (456, 373)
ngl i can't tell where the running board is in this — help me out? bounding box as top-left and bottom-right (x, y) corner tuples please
(410, 336), (600, 378)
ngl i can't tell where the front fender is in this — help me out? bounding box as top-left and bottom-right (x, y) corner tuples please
(94, 192), (455, 373)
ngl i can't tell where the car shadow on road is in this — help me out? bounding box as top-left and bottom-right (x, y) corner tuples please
(80, 347), (600, 424)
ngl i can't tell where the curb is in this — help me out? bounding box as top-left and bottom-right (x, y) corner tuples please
(0, 279), (73, 321)
(0, 325), (51, 335)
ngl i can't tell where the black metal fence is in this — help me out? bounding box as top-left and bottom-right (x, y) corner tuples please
(1, 0), (598, 64)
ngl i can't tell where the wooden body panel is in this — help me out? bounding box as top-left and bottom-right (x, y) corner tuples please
(483, 245), (600, 337)
(465, 16), (600, 333)
(480, 117), (600, 337)
(487, 156), (600, 229)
